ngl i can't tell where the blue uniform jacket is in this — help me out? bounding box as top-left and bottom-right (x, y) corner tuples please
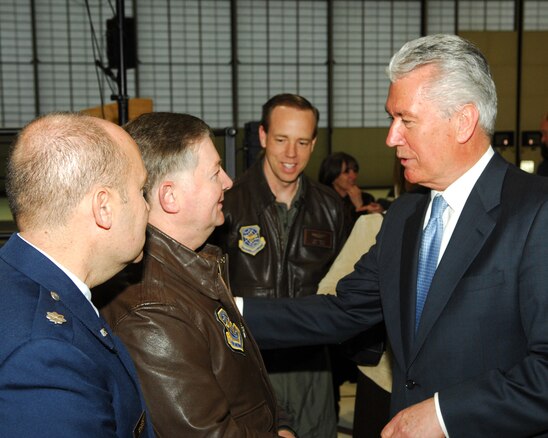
(0, 234), (153, 437)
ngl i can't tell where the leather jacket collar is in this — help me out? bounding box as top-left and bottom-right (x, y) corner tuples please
(245, 158), (307, 212)
(145, 224), (227, 302)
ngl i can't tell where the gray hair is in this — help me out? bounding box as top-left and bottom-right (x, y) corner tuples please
(123, 112), (213, 202)
(387, 34), (497, 137)
(6, 112), (128, 230)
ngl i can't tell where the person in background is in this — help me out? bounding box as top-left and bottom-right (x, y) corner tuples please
(241, 34), (548, 437)
(0, 112), (153, 437)
(212, 94), (348, 438)
(319, 152), (388, 225)
(319, 151), (388, 421)
(350, 157), (427, 438)
(97, 112), (295, 437)
(536, 112), (548, 176)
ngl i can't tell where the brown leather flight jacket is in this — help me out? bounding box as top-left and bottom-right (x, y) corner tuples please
(99, 225), (283, 437)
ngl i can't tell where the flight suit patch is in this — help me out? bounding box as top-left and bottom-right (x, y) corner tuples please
(238, 225), (266, 256)
(215, 307), (245, 354)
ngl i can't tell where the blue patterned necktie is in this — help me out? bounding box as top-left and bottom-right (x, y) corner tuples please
(415, 194), (448, 333)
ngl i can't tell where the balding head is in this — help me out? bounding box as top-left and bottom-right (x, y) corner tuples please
(7, 112), (130, 231)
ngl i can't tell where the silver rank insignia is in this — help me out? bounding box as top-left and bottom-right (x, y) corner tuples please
(46, 311), (67, 325)
(215, 307), (244, 353)
(238, 224), (266, 256)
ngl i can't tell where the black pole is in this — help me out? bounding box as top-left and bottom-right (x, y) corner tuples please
(132, 0), (140, 97)
(515, 0), (523, 166)
(30, 0), (40, 117)
(230, 0), (238, 129)
(420, 0), (426, 36)
(327, 0), (333, 154)
(115, 0), (129, 125)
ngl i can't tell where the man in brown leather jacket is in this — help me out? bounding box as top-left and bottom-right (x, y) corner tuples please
(97, 112), (295, 437)
(212, 94), (349, 438)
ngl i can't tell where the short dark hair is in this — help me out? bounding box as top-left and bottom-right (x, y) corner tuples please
(260, 93), (320, 138)
(318, 152), (359, 187)
(124, 112), (213, 202)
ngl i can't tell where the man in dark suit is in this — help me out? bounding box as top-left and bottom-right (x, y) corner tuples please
(241, 34), (548, 436)
(0, 113), (153, 437)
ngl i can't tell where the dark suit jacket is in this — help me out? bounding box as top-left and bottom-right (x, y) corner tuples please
(0, 235), (153, 437)
(245, 153), (548, 437)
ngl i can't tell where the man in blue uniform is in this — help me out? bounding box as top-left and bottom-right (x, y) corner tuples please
(0, 112), (153, 437)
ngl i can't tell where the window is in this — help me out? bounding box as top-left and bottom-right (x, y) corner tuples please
(333, 1), (421, 127)
(237, 0), (328, 126)
(1, 0), (545, 130)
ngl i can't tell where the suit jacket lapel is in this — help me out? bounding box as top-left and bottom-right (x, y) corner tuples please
(410, 154), (507, 363)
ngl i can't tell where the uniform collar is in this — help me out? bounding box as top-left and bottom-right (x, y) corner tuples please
(17, 234), (98, 316)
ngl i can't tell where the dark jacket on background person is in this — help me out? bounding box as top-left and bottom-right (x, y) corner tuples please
(343, 191), (383, 227)
(212, 159), (349, 300)
(98, 225), (286, 437)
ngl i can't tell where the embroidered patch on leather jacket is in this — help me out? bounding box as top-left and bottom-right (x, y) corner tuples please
(303, 228), (333, 248)
(215, 307), (245, 354)
(238, 225), (266, 256)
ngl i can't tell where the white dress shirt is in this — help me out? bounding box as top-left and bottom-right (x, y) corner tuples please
(426, 147), (495, 265)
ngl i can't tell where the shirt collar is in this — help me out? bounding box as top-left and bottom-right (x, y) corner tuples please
(17, 234), (98, 316)
(432, 146), (495, 216)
